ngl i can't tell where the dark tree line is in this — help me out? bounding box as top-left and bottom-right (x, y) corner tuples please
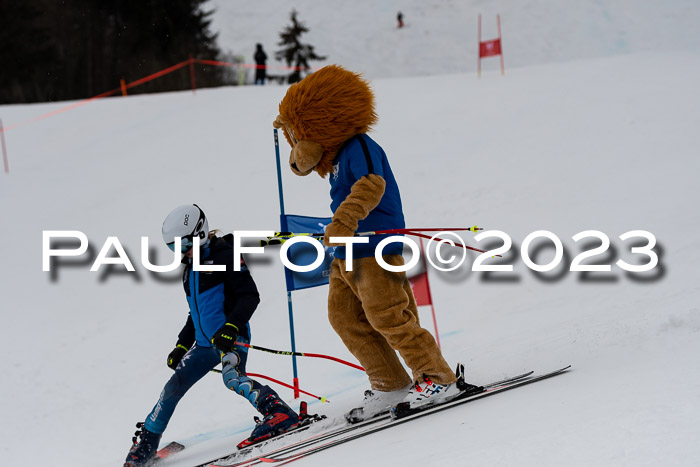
(0, 0), (224, 104)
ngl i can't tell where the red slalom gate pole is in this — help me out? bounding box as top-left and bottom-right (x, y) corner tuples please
(478, 14), (505, 77)
(234, 341), (365, 371)
(419, 238), (441, 349)
(0, 119), (9, 173)
(210, 368), (328, 402)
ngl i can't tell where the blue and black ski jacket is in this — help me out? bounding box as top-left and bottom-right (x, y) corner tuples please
(175, 234), (259, 348)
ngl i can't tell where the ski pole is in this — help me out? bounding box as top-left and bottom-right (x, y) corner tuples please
(261, 226), (490, 254)
(235, 341), (365, 371)
(210, 369), (329, 403)
(269, 226), (482, 239)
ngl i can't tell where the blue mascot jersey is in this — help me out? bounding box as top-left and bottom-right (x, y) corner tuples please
(329, 134), (405, 259)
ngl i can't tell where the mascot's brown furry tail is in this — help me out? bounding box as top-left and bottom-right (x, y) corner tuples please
(276, 65), (379, 177)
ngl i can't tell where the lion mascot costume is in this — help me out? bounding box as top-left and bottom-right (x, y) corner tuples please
(273, 65), (458, 419)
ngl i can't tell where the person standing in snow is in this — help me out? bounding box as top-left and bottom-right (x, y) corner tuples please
(273, 65), (464, 423)
(254, 43), (268, 85)
(124, 204), (299, 467)
(397, 11), (404, 28)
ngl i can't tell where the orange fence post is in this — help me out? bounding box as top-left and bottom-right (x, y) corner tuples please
(120, 78), (128, 96)
(189, 54), (197, 95)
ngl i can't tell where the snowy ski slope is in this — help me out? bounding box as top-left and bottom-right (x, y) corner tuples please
(209, 0), (700, 78)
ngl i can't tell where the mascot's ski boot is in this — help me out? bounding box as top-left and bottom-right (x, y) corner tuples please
(247, 393), (299, 444)
(392, 363), (484, 418)
(401, 377), (462, 408)
(345, 384), (411, 423)
(124, 422), (162, 467)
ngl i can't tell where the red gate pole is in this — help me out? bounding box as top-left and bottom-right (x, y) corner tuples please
(478, 14), (482, 78)
(419, 238), (441, 349)
(189, 54), (197, 95)
(0, 119), (8, 174)
(497, 14), (504, 75)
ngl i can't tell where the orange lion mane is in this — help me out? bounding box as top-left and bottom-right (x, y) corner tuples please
(279, 65), (378, 177)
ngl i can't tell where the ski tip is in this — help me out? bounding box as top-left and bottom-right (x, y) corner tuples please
(155, 441), (185, 459)
(236, 437), (258, 450)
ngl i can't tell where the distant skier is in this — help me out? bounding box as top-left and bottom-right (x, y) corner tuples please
(124, 204), (299, 467)
(254, 43), (268, 85)
(397, 11), (404, 28)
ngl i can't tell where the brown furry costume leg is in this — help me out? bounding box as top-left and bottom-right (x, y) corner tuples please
(328, 255), (457, 391)
(328, 259), (411, 391)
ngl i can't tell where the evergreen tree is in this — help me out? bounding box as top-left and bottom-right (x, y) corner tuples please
(275, 10), (326, 84)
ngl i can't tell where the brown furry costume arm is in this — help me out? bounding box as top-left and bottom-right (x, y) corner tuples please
(323, 174), (386, 246)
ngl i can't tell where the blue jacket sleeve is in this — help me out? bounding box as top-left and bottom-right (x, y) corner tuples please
(176, 314), (196, 348)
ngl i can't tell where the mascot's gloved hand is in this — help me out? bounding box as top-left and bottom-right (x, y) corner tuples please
(167, 344), (189, 370)
(324, 174), (387, 247)
(323, 220), (356, 246)
(272, 115), (286, 129)
(211, 323), (239, 353)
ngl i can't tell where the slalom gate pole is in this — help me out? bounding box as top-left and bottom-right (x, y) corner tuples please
(210, 369), (328, 403)
(234, 341), (364, 371)
(274, 128), (301, 399)
(419, 237), (441, 349)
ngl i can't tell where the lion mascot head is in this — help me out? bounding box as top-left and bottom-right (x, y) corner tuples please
(273, 65), (378, 177)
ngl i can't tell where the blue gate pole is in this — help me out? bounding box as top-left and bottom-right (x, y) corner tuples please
(274, 129), (300, 399)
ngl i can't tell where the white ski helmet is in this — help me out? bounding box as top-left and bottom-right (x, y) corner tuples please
(162, 204), (209, 253)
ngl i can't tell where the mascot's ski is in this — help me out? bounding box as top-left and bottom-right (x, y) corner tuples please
(201, 366), (568, 466)
(255, 365), (571, 465)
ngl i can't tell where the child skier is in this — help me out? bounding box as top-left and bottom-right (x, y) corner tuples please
(124, 204), (299, 466)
